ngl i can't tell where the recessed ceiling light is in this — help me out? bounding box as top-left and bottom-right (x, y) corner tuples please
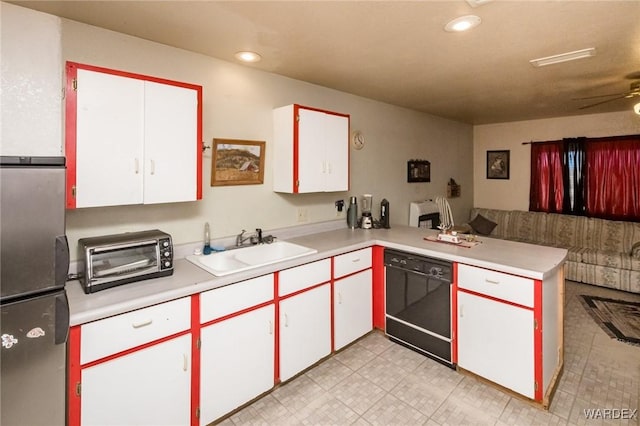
(465, 0), (493, 7)
(234, 51), (262, 63)
(529, 48), (596, 67)
(444, 15), (481, 32)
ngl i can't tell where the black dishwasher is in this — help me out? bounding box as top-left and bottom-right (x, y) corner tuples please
(384, 248), (454, 368)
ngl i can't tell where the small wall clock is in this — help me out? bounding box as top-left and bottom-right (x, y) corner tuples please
(351, 131), (365, 150)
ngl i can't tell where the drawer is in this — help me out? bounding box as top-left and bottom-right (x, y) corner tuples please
(279, 258), (331, 297)
(81, 297), (190, 364)
(334, 247), (372, 279)
(200, 274), (274, 323)
(457, 263), (534, 307)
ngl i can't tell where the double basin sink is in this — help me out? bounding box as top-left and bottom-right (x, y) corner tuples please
(186, 241), (317, 276)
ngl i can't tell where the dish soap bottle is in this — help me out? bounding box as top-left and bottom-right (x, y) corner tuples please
(203, 222), (212, 255)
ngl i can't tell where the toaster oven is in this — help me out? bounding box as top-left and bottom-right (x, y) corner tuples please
(78, 229), (174, 294)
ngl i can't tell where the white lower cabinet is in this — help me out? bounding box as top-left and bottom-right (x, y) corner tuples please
(81, 334), (192, 426)
(200, 304), (275, 425)
(334, 269), (373, 350)
(457, 291), (534, 398)
(279, 283), (331, 381)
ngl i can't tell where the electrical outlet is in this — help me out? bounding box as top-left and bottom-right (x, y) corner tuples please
(297, 208), (308, 223)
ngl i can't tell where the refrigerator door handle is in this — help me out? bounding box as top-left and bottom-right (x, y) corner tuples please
(55, 235), (70, 286)
(55, 292), (69, 345)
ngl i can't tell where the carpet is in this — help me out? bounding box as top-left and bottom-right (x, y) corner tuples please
(580, 295), (640, 346)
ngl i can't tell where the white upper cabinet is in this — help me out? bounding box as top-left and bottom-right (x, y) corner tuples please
(273, 104), (350, 193)
(66, 62), (202, 208)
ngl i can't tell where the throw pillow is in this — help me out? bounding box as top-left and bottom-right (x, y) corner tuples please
(631, 241), (640, 258)
(469, 214), (498, 235)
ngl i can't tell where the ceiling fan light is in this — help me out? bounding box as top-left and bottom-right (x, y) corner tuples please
(444, 15), (481, 32)
(234, 51), (262, 63)
(529, 48), (596, 67)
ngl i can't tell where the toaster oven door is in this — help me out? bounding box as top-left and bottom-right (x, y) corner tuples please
(89, 242), (159, 285)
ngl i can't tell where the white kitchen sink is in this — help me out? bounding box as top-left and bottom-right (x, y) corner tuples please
(186, 241), (317, 276)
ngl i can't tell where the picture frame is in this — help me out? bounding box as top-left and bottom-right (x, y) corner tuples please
(486, 150), (510, 179)
(211, 138), (265, 186)
(407, 160), (431, 183)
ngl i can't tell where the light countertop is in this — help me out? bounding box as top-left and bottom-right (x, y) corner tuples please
(66, 225), (567, 326)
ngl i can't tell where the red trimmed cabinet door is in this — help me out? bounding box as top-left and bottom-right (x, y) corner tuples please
(81, 335), (192, 425)
(66, 62), (202, 208)
(456, 264), (538, 400)
(273, 104), (349, 194)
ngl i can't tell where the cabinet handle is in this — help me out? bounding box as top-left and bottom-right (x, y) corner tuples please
(269, 320), (273, 335)
(327, 162), (332, 174)
(134, 158), (140, 174)
(284, 313), (289, 327)
(459, 304), (464, 318)
(485, 279), (500, 285)
(322, 161), (327, 174)
(337, 292), (342, 305)
(131, 318), (153, 328)
(150, 159), (156, 175)
(183, 353), (188, 372)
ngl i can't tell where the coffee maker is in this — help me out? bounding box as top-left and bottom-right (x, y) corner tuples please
(361, 194), (373, 229)
(380, 198), (390, 228)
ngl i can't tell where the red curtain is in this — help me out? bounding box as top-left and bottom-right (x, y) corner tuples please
(529, 141), (564, 213)
(585, 136), (640, 221)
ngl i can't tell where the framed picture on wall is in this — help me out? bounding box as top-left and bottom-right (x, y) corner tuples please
(407, 159), (431, 182)
(211, 138), (266, 186)
(486, 150), (510, 179)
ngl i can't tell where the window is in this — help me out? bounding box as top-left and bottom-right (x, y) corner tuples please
(529, 134), (640, 221)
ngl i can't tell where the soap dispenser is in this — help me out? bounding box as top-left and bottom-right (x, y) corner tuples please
(203, 222), (212, 255)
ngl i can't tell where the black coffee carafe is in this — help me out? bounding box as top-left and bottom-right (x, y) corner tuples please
(380, 198), (390, 229)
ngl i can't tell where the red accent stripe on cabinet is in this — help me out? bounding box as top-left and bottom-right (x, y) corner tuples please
(67, 326), (82, 426)
(292, 105), (300, 193)
(534, 279), (543, 401)
(65, 62), (78, 209)
(274, 272), (281, 384)
(190, 294), (201, 426)
(372, 245), (386, 329)
(330, 258), (336, 353)
(452, 263), (458, 365)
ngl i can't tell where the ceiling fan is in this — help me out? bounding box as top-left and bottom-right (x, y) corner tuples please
(574, 81), (640, 109)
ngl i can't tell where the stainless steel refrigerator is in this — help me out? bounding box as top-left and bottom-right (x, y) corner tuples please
(1, 156), (69, 426)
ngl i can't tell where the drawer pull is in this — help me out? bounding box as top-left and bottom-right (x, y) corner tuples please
(351, 258), (361, 263)
(131, 319), (153, 329)
(485, 279), (500, 285)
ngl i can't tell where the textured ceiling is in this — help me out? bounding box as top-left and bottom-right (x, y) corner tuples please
(11, 0), (640, 124)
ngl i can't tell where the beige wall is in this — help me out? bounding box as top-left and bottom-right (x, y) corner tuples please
(473, 111), (640, 212)
(58, 18), (474, 257)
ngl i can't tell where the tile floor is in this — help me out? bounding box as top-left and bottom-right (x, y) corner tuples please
(220, 281), (640, 425)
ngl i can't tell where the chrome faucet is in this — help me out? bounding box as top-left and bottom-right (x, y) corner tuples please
(235, 228), (274, 247)
(235, 229), (252, 247)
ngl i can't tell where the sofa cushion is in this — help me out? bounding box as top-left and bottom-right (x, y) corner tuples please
(584, 217), (640, 253)
(506, 210), (547, 244)
(469, 214), (498, 235)
(580, 249), (640, 272)
(469, 208), (510, 237)
(544, 213), (588, 248)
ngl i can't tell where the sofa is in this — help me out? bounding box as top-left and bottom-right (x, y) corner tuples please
(466, 208), (640, 294)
